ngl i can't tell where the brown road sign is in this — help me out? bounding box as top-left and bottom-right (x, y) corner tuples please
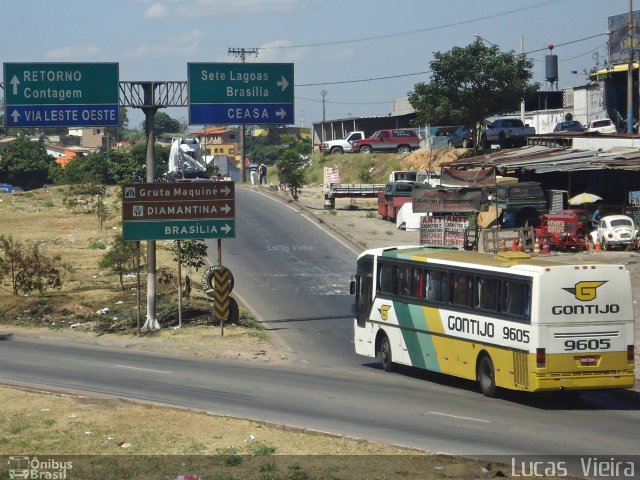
(122, 181), (234, 203)
(121, 181), (236, 241)
(122, 199), (234, 220)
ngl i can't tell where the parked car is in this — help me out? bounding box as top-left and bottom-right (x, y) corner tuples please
(351, 129), (420, 154)
(480, 118), (535, 148)
(586, 118), (617, 134)
(447, 125), (475, 148)
(589, 214), (637, 250)
(553, 120), (585, 132)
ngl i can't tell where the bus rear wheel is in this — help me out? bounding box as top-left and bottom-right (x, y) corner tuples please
(379, 334), (395, 372)
(477, 355), (496, 397)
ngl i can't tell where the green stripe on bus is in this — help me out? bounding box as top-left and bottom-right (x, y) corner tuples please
(394, 301), (440, 372)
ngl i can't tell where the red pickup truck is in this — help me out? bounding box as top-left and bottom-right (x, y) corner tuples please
(351, 129), (421, 154)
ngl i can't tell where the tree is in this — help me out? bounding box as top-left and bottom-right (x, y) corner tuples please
(168, 240), (208, 300)
(0, 235), (66, 295)
(245, 136), (287, 165)
(98, 234), (138, 291)
(0, 137), (61, 190)
(147, 111), (184, 139)
(60, 151), (111, 184)
(105, 149), (144, 184)
(130, 143), (170, 180)
(408, 39), (539, 126)
(105, 106), (129, 140)
(276, 149), (306, 200)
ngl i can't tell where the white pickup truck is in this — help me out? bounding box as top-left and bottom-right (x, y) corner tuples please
(321, 131), (365, 154)
(480, 118), (535, 149)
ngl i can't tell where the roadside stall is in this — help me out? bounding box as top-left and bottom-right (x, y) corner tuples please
(537, 209), (590, 251)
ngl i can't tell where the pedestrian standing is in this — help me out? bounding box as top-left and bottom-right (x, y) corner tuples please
(591, 208), (601, 230)
(259, 163), (267, 186)
(475, 121), (483, 151)
(249, 161), (258, 185)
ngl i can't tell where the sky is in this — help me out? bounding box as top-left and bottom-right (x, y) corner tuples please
(0, 0), (632, 131)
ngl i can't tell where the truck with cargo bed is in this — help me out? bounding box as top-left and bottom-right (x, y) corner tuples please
(480, 118), (535, 149)
(320, 131), (365, 154)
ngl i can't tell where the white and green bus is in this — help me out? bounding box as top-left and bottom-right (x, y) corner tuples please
(351, 246), (635, 397)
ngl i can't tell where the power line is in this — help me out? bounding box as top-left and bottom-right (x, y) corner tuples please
(560, 42), (608, 62)
(296, 71), (428, 87)
(524, 32), (609, 55)
(296, 96), (390, 105)
(258, 0), (565, 50)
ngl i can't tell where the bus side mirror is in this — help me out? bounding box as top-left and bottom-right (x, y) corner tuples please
(349, 278), (356, 295)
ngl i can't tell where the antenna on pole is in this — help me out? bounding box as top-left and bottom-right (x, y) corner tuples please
(228, 48), (259, 63)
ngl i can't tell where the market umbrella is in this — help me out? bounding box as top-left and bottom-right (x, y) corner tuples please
(568, 192), (602, 205)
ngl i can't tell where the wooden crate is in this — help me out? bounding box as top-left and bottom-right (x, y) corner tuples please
(479, 227), (534, 253)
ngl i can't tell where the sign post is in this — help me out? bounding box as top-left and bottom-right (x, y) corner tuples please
(3, 62), (119, 128)
(188, 62), (294, 125)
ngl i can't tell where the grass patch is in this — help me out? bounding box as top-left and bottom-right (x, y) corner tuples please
(89, 240), (107, 249)
(249, 441), (277, 456)
(303, 153), (404, 185)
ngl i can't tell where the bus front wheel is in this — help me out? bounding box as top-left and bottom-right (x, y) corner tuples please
(379, 334), (395, 372)
(477, 355), (497, 397)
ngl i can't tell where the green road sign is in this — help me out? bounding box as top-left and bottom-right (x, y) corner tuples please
(3, 62), (119, 127)
(189, 63), (293, 103)
(122, 219), (235, 241)
(188, 62), (294, 125)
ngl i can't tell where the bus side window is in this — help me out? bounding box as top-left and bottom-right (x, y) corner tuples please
(451, 273), (474, 307)
(411, 268), (422, 299)
(425, 270), (444, 302)
(477, 277), (500, 311)
(378, 263), (397, 294)
(504, 281), (531, 319)
(397, 265), (412, 297)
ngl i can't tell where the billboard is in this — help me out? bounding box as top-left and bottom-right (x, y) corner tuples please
(412, 186), (483, 214)
(608, 11), (640, 65)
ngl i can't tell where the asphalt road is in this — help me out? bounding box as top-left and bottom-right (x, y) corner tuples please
(1, 186), (639, 470)
(206, 187), (360, 368)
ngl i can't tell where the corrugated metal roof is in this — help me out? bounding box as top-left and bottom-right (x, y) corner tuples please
(447, 143), (640, 174)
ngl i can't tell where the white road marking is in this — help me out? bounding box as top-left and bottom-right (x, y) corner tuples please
(115, 365), (172, 374)
(428, 411), (491, 423)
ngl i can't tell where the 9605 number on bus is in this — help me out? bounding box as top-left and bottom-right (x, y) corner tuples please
(564, 339), (611, 351)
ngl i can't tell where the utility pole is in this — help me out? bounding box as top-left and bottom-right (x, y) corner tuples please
(321, 89), (327, 143)
(228, 48), (259, 183)
(520, 35), (526, 124)
(628, 0), (634, 133)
